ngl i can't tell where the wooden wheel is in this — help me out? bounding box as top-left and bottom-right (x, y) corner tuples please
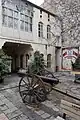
(43, 82), (52, 93)
(19, 74), (47, 105)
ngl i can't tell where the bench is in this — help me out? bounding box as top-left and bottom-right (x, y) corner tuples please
(61, 99), (80, 120)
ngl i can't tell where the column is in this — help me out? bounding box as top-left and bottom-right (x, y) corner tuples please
(51, 46), (56, 72)
(12, 57), (15, 72)
(23, 55), (26, 69)
(44, 45), (47, 66)
(16, 55), (20, 68)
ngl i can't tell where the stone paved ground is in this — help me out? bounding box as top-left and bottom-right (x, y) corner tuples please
(0, 73), (79, 120)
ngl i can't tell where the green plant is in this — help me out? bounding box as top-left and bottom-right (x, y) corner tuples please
(72, 55), (80, 70)
(28, 51), (45, 74)
(0, 49), (9, 81)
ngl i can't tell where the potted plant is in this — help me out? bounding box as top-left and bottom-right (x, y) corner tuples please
(71, 55), (80, 83)
(0, 49), (9, 83)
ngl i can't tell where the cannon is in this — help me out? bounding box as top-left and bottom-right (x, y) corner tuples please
(18, 67), (59, 105)
(18, 51), (59, 105)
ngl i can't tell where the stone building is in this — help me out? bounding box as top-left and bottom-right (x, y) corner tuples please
(42, 0), (80, 70)
(0, 0), (61, 72)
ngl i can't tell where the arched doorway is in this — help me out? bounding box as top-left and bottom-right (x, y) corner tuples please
(2, 42), (33, 72)
(47, 54), (51, 68)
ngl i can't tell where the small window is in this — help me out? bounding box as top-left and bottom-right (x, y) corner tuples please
(20, 20), (24, 30)
(47, 25), (51, 39)
(25, 22), (28, 31)
(48, 14), (50, 21)
(14, 11), (18, 18)
(2, 15), (7, 26)
(40, 10), (42, 14)
(40, 10), (42, 18)
(2, 7), (7, 15)
(8, 9), (13, 17)
(20, 13), (24, 20)
(38, 22), (43, 38)
(47, 54), (51, 68)
(25, 15), (28, 22)
(30, 24), (32, 31)
(8, 17), (13, 28)
(14, 18), (18, 29)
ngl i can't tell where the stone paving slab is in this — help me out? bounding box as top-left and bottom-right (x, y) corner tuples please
(0, 113), (9, 120)
(54, 116), (64, 120)
(0, 73), (77, 120)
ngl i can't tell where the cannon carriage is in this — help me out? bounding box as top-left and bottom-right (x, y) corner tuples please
(18, 51), (59, 105)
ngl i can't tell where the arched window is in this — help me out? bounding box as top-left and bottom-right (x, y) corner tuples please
(47, 54), (51, 68)
(47, 25), (51, 39)
(38, 22), (43, 38)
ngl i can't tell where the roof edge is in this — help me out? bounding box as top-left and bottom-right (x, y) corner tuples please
(22, 0), (58, 18)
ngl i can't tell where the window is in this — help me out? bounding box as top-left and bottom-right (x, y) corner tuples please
(47, 25), (51, 39)
(8, 9), (13, 17)
(47, 54), (51, 68)
(2, 4), (33, 32)
(48, 14), (50, 21)
(20, 20), (24, 30)
(20, 13), (33, 32)
(14, 18), (18, 29)
(2, 15), (7, 26)
(40, 10), (42, 18)
(2, 6), (19, 29)
(2, 7), (7, 15)
(8, 16), (13, 28)
(14, 11), (18, 18)
(25, 22), (28, 31)
(38, 22), (43, 38)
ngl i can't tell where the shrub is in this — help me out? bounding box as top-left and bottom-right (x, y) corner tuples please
(28, 51), (44, 74)
(0, 49), (9, 80)
(72, 55), (80, 70)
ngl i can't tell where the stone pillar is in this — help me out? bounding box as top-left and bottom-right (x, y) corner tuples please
(23, 55), (26, 69)
(51, 46), (55, 72)
(16, 55), (20, 68)
(44, 45), (47, 66)
(12, 57), (15, 72)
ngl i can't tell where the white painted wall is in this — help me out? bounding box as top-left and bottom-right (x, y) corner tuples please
(0, 0), (61, 71)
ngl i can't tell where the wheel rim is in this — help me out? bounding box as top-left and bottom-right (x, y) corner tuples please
(19, 74), (47, 105)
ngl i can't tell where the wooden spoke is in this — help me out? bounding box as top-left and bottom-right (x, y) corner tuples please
(26, 75), (31, 86)
(22, 79), (29, 87)
(19, 74), (47, 105)
(30, 75), (35, 86)
(34, 91), (43, 101)
(29, 96), (31, 103)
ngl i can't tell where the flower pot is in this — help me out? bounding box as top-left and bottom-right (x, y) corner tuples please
(71, 71), (80, 83)
(74, 74), (80, 83)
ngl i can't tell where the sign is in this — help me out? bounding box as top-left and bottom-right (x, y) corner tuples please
(62, 48), (78, 70)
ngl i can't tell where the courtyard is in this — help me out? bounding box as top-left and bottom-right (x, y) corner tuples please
(0, 72), (79, 120)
